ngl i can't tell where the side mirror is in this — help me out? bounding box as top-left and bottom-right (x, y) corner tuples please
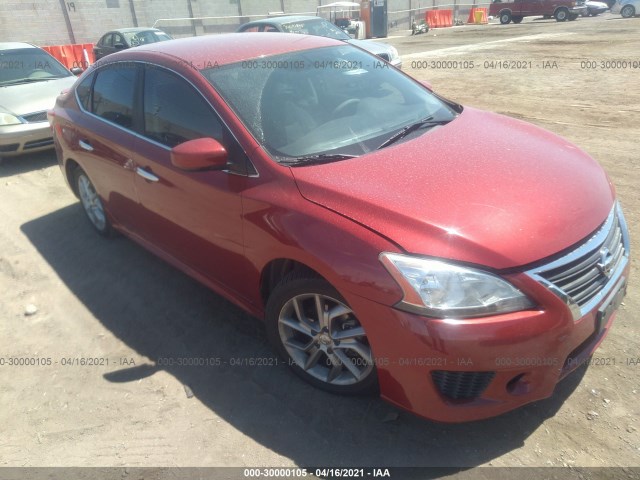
(171, 137), (228, 171)
(420, 79), (434, 91)
(70, 67), (84, 76)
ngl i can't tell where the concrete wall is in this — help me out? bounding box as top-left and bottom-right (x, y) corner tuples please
(1, 0), (490, 46)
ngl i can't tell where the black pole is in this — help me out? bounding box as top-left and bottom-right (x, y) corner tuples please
(58, 0), (76, 44)
(128, 0), (139, 27)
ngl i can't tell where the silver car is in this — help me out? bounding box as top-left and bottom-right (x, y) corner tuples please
(611, 0), (639, 16)
(0, 42), (79, 161)
(237, 16), (402, 69)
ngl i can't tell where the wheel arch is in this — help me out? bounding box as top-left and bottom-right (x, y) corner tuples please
(64, 158), (82, 198)
(260, 258), (324, 306)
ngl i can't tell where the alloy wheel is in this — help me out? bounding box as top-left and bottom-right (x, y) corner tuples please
(277, 293), (374, 387)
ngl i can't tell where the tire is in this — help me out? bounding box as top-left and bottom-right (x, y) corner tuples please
(500, 11), (512, 23)
(74, 167), (112, 236)
(621, 4), (635, 17)
(265, 273), (378, 395)
(512, 15), (524, 23)
(568, 12), (579, 19)
(555, 8), (569, 20)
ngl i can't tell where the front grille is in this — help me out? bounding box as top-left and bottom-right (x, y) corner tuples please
(24, 138), (53, 149)
(21, 111), (48, 123)
(432, 370), (495, 400)
(528, 204), (629, 317)
(0, 143), (20, 153)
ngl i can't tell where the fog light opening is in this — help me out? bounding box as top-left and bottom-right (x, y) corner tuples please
(506, 373), (530, 396)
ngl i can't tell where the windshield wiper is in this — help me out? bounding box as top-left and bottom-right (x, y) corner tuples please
(1, 77), (57, 86)
(377, 116), (451, 150)
(280, 153), (358, 167)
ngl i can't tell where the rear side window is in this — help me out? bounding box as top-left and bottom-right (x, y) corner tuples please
(92, 65), (136, 128)
(76, 72), (94, 111)
(142, 66), (222, 148)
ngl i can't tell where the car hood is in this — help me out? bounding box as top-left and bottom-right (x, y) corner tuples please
(0, 76), (76, 116)
(348, 38), (392, 57)
(290, 107), (615, 270)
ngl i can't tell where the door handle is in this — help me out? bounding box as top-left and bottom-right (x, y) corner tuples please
(136, 167), (159, 183)
(79, 140), (93, 152)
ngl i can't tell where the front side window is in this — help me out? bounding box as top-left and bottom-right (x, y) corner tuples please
(203, 45), (458, 161)
(143, 66), (222, 148)
(92, 64), (136, 128)
(99, 33), (113, 47)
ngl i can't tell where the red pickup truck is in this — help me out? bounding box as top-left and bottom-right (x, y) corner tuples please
(489, 0), (587, 23)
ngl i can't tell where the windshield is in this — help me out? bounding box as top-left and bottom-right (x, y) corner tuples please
(124, 30), (171, 46)
(281, 19), (351, 41)
(0, 48), (72, 86)
(203, 45), (458, 161)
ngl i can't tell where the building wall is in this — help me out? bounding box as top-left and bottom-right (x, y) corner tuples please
(0, 0), (488, 47)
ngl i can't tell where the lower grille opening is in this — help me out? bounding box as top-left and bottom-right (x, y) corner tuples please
(0, 143), (20, 153)
(24, 138), (53, 150)
(432, 370), (495, 401)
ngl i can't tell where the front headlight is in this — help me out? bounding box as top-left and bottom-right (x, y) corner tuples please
(380, 253), (535, 318)
(0, 112), (22, 126)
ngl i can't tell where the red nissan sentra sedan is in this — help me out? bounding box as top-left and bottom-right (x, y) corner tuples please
(48, 33), (630, 422)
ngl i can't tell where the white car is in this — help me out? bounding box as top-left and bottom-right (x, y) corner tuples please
(611, 0), (639, 16)
(583, 0), (609, 15)
(0, 42), (79, 161)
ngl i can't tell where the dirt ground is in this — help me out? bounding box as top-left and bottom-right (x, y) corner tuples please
(0, 13), (639, 477)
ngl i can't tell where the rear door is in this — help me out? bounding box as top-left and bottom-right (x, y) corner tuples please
(70, 62), (141, 229)
(129, 64), (253, 298)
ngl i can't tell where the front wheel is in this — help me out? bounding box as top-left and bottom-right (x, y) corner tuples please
(500, 11), (512, 23)
(621, 4), (635, 17)
(512, 15), (523, 23)
(266, 274), (378, 395)
(568, 12), (579, 20)
(555, 8), (569, 20)
(74, 167), (112, 236)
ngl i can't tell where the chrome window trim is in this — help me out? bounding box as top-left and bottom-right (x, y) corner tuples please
(74, 60), (259, 178)
(526, 202), (630, 321)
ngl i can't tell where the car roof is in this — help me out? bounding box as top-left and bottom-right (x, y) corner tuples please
(241, 15), (324, 26)
(0, 42), (38, 51)
(127, 32), (342, 68)
(107, 28), (165, 34)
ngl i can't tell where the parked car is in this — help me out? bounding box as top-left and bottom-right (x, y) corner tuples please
(93, 28), (172, 60)
(237, 15), (401, 69)
(583, 0), (609, 14)
(0, 42), (80, 162)
(611, 0), (639, 16)
(490, 0), (587, 22)
(49, 33), (629, 423)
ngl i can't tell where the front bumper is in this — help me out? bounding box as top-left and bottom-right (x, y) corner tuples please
(0, 122), (54, 157)
(347, 204), (630, 423)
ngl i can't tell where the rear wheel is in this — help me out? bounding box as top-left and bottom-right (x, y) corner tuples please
(568, 12), (579, 19)
(74, 167), (112, 236)
(500, 11), (513, 23)
(621, 4), (635, 17)
(512, 15), (524, 23)
(265, 273), (378, 395)
(555, 7), (569, 20)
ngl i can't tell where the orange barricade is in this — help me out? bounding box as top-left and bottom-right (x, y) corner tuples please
(426, 9), (453, 28)
(42, 43), (96, 71)
(467, 7), (488, 24)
